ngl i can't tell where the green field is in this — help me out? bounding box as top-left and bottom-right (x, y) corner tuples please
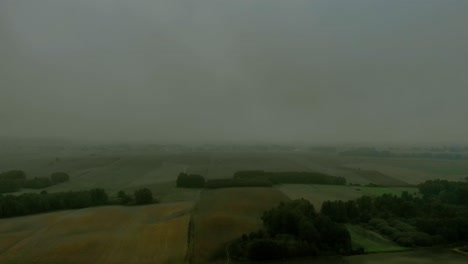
(346, 224), (407, 253)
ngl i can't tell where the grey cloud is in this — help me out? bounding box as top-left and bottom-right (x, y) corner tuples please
(1, 0), (468, 143)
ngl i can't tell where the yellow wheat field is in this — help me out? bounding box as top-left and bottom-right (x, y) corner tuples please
(0, 202), (193, 264)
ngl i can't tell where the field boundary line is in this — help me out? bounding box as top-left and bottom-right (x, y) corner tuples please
(225, 242), (232, 264)
(184, 214), (195, 264)
(453, 247), (468, 256)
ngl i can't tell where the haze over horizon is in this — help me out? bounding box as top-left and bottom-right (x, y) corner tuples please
(1, 0), (468, 144)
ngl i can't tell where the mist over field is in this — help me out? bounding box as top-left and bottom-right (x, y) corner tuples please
(1, 0), (468, 144)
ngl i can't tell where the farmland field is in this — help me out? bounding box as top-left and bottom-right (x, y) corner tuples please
(277, 184), (417, 209)
(190, 187), (290, 264)
(2, 147), (465, 198)
(0, 202), (193, 264)
(2, 145), (467, 264)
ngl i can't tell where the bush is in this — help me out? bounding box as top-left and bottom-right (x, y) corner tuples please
(23, 177), (53, 189)
(176, 173), (205, 188)
(117, 190), (132, 204)
(50, 172), (70, 184)
(134, 188), (153, 205)
(0, 170), (26, 181)
(247, 239), (284, 260)
(205, 178), (272, 189)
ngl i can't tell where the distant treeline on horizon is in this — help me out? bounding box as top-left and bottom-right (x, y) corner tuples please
(339, 148), (467, 160)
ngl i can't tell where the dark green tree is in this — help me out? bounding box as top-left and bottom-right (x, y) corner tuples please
(134, 188), (153, 205)
(50, 172), (70, 184)
(117, 190), (132, 204)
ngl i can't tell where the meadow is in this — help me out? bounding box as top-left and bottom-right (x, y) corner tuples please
(346, 224), (407, 253)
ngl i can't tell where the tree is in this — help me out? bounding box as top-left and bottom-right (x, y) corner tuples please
(0, 170), (26, 181)
(50, 172), (70, 184)
(117, 190), (132, 204)
(176, 173), (205, 188)
(134, 188), (153, 205)
(90, 188), (108, 205)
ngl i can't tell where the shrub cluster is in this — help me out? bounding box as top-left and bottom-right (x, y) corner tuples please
(369, 218), (436, 247)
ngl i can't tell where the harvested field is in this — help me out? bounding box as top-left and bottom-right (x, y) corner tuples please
(191, 187), (290, 264)
(0, 202), (193, 264)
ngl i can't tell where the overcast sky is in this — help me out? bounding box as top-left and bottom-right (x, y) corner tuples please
(1, 0), (467, 144)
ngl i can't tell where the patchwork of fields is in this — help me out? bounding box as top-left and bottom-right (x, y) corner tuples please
(1, 148), (467, 263)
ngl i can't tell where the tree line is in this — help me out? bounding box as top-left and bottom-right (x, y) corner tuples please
(320, 180), (468, 247)
(229, 199), (353, 261)
(176, 172), (272, 189)
(0, 170), (70, 193)
(176, 173), (205, 188)
(0, 187), (156, 218)
(176, 171), (346, 189)
(339, 148), (466, 160)
(233, 171), (347, 185)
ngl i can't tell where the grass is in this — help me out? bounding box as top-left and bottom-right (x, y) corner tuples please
(0, 202), (193, 264)
(191, 187), (290, 264)
(277, 184), (417, 209)
(346, 224), (408, 253)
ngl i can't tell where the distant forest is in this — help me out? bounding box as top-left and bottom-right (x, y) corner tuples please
(0, 170), (70, 194)
(0, 187), (155, 218)
(176, 171), (346, 189)
(233, 171), (347, 185)
(339, 148), (466, 160)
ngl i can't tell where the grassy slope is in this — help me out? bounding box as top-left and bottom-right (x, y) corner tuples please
(191, 187), (290, 264)
(0, 202), (193, 264)
(346, 224), (407, 253)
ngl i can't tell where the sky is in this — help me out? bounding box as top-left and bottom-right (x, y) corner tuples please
(1, 0), (468, 144)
